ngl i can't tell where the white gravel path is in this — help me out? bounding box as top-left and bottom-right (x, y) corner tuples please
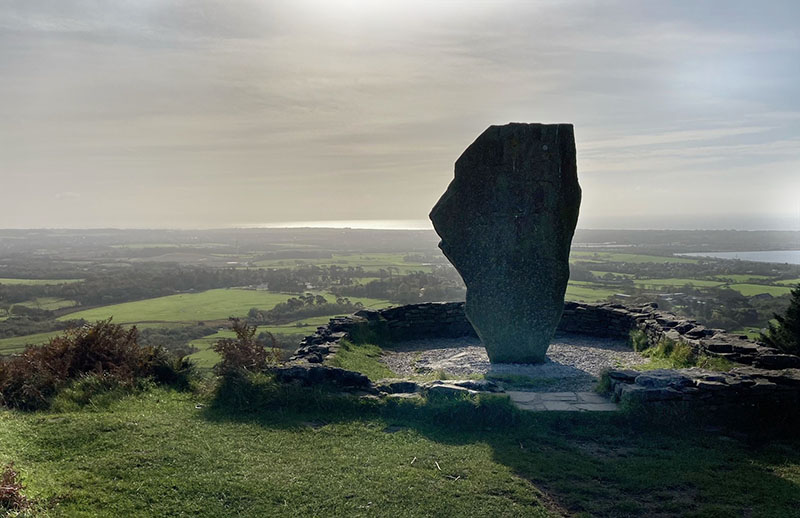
(382, 333), (648, 392)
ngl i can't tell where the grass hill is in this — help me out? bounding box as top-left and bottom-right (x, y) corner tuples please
(1, 381), (799, 517)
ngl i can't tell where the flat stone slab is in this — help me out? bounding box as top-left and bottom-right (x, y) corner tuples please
(508, 391), (620, 412)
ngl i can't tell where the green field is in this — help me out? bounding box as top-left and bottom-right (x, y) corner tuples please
(589, 270), (635, 278)
(57, 289), (292, 324)
(633, 278), (724, 289)
(727, 284), (794, 297)
(570, 251), (698, 264)
(111, 243), (231, 249)
(776, 278), (800, 286)
(712, 274), (772, 283)
(17, 297), (78, 311)
(0, 278), (82, 285)
(255, 252), (409, 267)
(0, 330), (63, 355)
(253, 253), (433, 274)
(58, 289), (391, 325)
(4, 291), (390, 362)
(565, 284), (616, 302)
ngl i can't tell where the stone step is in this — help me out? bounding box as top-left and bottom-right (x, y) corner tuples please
(507, 391), (620, 412)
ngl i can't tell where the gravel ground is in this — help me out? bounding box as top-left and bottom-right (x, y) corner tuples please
(382, 333), (649, 392)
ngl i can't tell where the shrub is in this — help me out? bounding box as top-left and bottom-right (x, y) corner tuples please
(668, 341), (694, 368)
(629, 329), (649, 352)
(213, 318), (279, 376)
(596, 370), (613, 394)
(760, 284), (800, 356)
(0, 319), (195, 410)
(0, 463), (31, 513)
(138, 345), (196, 390)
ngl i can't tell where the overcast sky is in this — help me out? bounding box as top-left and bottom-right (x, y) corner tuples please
(1, 0), (799, 230)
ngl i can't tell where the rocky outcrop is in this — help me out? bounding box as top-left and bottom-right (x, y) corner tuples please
(429, 123), (581, 364)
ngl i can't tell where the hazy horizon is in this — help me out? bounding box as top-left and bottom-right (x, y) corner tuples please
(3, 215), (800, 232)
(2, 1), (799, 230)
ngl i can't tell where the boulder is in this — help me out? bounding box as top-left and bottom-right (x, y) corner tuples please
(430, 123), (581, 363)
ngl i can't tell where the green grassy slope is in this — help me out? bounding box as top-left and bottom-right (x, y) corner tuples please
(0, 390), (553, 517)
(1, 387), (798, 517)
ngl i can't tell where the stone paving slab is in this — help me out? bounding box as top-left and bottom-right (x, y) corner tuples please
(507, 391), (620, 412)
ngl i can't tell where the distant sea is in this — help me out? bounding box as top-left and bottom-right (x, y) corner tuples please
(241, 219), (434, 230)
(679, 250), (800, 265)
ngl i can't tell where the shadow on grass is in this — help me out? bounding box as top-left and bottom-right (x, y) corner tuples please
(201, 373), (800, 518)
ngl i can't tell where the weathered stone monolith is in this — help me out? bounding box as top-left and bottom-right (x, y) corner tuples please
(429, 123), (581, 363)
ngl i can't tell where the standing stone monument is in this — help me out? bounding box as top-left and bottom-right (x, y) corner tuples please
(430, 123), (581, 364)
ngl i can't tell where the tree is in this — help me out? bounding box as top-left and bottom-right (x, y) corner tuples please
(760, 284), (800, 356)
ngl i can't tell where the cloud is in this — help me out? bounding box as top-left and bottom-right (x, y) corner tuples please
(0, 0), (798, 229)
(54, 191), (81, 200)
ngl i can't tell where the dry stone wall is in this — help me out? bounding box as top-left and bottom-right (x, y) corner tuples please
(282, 301), (800, 407)
(604, 366), (800, 410)
(292, 300), (798, 369)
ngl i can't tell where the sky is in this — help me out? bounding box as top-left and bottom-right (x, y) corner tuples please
(1, 0), (799, 230)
